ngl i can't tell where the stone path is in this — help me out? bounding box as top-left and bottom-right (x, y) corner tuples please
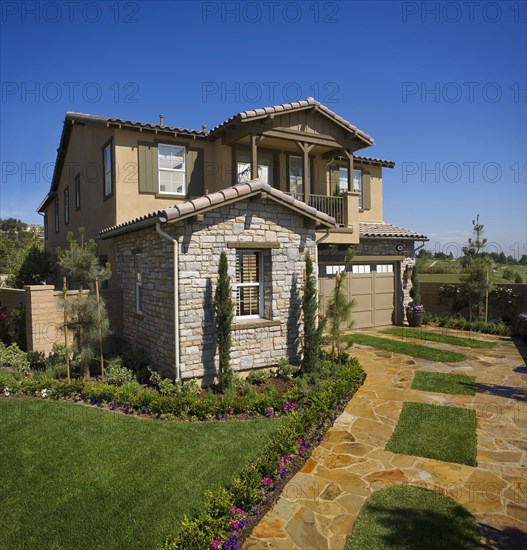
(244, 328), (527, 549)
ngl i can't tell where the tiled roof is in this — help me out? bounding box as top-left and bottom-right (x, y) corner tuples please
(100, 180), (336, 238)
(359, 222), (428, 240)
(210, 97), (375, 145)
(65, 112), (206, 137)
(353, 155), (395, 168)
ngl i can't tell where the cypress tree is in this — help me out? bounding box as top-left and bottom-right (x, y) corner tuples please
(326, 248), (355, 363)
(213, 251), (234, 391)
(302, 251), (324, 373)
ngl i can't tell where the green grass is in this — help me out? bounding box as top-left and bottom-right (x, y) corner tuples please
(417, 273), (462, 283)
(344, 334), (467, 363)
(345, 485), (479, 550)
(0, 399), (281, 550)
(382, 327), (496, 349)
(385, 402), (477, 466)
(412, 371), (476, 396)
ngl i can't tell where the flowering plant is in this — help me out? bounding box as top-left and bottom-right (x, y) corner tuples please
(405, 303), (424, 312)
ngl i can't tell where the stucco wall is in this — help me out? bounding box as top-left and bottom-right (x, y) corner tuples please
(112, 198), (318, 380)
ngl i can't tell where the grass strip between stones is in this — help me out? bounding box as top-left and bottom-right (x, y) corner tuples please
(382, 327), (496, 349)
(412, 371), (476, 396)
(385, 402), (477, 466)
(344, 334), (467, 363)
(345, 485), (479, 550)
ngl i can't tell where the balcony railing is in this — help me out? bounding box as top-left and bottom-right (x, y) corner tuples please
(286, 193), (344, 225)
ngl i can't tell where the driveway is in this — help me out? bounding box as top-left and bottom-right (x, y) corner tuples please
(244, 328), (527, 549)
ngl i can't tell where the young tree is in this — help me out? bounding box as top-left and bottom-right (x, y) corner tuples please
(57, 228), (111, 378)
(460, 215), (494, 321)
(326, 248), (355, 363)
(302, 251), (325, 373)
(213, 251), (234, 391)
(409, 260), (421, 305)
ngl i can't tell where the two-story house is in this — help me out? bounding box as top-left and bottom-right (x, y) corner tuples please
(38, 98), (427, 381)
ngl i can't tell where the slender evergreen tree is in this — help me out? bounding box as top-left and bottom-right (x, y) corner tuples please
(326, 248), (356, 363)
(56, 228), (111, 378)
(213, 251), (234, 391)
(460, 215), (494, 321)
(302, 251), (324, 373)
(410, 261), (421, 305)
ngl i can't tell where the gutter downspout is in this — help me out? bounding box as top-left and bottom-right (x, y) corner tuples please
(156, 223), (180, 384)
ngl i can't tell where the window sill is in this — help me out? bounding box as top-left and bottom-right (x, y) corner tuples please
(156, 192), (186, 199)
(233, 318), (281, 331)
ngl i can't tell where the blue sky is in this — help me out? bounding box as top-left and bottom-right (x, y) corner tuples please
(1, 0), (525, 257)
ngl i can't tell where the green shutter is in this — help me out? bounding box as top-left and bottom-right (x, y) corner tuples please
(186, 148), (204, 197)
(330, 165), (340, 196)
(138, 143), (158, 194)
(362, 171), (371, 209)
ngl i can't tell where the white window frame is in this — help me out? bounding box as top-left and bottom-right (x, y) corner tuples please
(352, 264), (371, 274)
(353, 168), (363, 208)
(236, 151), (274, 186)
(235, 249), (263, 319)
(158, 144), (186, 195)
(134, 253), (143, 315)
(338, 166), (348, 194)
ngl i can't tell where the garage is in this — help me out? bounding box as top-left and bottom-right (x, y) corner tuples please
(319, 262), (397, 329)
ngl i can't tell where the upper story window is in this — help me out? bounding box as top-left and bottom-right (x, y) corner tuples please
(64, 187), (70, 225)
(103, 140), (113, 198)
(338, 167), (348, 194)
(235, 249), (263, 318)
(75, 173), (81, 210)
(236, 151), (273, 186)
(158, 144), (186, 195)
(54, 198), (59, 233)
(353, 169), (363, 208)
(288, 155), (310, 198)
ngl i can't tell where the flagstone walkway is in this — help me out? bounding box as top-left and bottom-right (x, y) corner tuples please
(244, 328), (527, 549)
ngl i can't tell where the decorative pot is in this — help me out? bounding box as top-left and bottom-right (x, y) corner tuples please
(407, 310), (424, 327)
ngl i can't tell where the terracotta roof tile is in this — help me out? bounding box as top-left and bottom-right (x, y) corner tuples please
(100, 180), (336, 238)
(359, 222), (428, 240)
(210, 97), (374, 145)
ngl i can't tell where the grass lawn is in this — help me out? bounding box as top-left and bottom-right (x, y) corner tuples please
(344, 334), (467, 363)
(382, 327), (495, 349)
(385, 402), (477, 466)
(412, 371), (476, 396)
(0, 398), (281, 550)
(345, 485), (479, 550)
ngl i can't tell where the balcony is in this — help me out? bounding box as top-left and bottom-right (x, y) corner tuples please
(287, 193), (344, 225)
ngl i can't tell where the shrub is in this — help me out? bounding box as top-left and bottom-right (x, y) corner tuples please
(274, 358), (300, 380)
(104, 358), (136, 386)
(27, 351), (46, 370)
(148, 367), (180, 397)
(246, 370), (269, 386)
(0, 342), (30, 376)
(514, 272), (523, 284)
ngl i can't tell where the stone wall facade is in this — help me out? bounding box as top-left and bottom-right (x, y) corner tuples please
(113, 198), (318, 380)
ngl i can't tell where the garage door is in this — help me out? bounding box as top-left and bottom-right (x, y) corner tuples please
(319, 263), (396, 329)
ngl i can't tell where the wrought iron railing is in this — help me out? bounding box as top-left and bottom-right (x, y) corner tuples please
(286, 193), (344, 225)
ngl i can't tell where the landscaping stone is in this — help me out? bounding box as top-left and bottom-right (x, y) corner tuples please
(243, 329), (527, 549)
